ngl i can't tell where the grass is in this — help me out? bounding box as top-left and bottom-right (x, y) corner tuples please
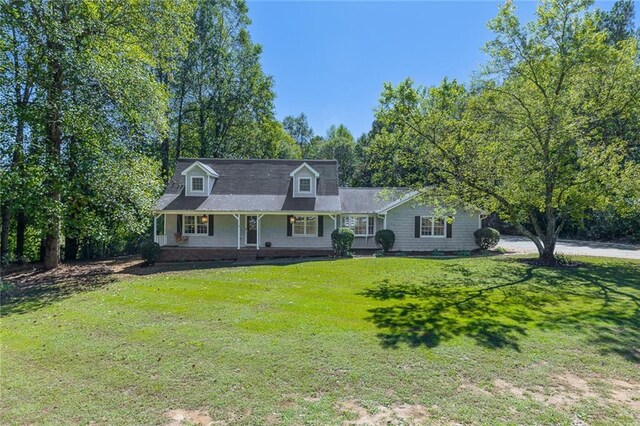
(1, 256), (639, 425)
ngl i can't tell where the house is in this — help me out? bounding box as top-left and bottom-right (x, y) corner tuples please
(153, 158), (481, 261)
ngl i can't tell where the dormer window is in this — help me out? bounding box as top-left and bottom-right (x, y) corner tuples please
(191, 176), (204, 192)
(298, 177), (311, 193)
(289, 162), (320, 198)
(181, 161), (219, 196)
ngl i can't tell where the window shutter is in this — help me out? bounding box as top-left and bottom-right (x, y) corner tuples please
(318, 216), (323, 237)
(414, 216), (420, 238)
(208, 215), (214, 236)
(177, 214), (182, 234)
(287, 215), (293, 236)
(446, 216), (453, 238)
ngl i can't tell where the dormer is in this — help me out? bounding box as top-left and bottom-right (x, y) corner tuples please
(290, 162), (319, 198)
(181, 161), (219, 196)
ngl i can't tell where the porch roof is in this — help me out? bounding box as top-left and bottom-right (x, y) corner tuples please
(154, 193), (342, 213)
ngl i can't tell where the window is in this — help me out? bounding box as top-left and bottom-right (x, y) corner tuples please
(191, 176), (204, 192)
(342, 215), (375, 236)
(292, 216), (317, 236)
(298, 177), (311, 193)
(420, 216), (445, 237)
(184, 215), (208, 235)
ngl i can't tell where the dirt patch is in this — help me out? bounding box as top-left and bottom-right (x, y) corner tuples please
(164, 409), (213, 426)
(337, 399), (429, 425)
(488, 374), (640, 410)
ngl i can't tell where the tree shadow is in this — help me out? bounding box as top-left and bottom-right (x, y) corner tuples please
(1, 263), (118, 316)
(361, 259), (640, 360)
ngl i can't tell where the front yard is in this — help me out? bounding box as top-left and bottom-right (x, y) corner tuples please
(1, 256), (639, 425)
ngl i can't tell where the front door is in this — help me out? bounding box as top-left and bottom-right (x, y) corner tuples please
(246, 215), (257, 245)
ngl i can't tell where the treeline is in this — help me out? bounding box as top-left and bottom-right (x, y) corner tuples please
(0, 0), (302, 269)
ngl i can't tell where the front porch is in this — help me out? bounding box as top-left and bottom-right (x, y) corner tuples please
(153, 212), (337, 251)
(157, 246), (333, 262)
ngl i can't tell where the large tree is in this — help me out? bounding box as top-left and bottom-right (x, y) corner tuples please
(375, 0), (640, 264)
(1, 0), (194, 269)
(283, 113), (313, 148)
(304, 124), (357, 186)
(173, 0), (276, 161)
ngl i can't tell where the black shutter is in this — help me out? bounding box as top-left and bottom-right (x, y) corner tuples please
(287, 215), (293, 236)
(318, 216), (323, 237)
(414, 216), (420, 238)
(177, 214), (182, 234)
(446, 216), (453, 238)
(208, 215), (214, 236)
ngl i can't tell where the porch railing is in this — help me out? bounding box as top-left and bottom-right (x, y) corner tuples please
(154, 234), (167, 247)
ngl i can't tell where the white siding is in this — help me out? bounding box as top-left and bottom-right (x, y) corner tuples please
(291, 168), (317, 198)
(385, 202), (480, 251)
(163, 213), (332, 248)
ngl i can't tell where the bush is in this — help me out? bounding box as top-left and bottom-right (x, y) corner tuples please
(139, 240), (161, 265)
(474, 227), (501, 249)
(374, 229), (395, 252)
(331, 227), (355, 257)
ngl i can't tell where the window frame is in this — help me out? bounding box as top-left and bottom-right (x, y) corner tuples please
(420, 216), (446, 238)
(292, 215), (317, 237)
(297, 177), (312, 194)
(190, 176), (205, 193)
(341, 215), (375, 237)
(183, 214), (209, 235)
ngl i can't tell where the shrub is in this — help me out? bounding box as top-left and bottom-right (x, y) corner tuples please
(373, 249), (385, 257)
(331, 227), (355, 257)
(455, 250), (472, 257)
(474, 227), (501, 249)
(139, 240), (161, 265)
(431, 249), (444, 257)
(375, 229), (396, 252)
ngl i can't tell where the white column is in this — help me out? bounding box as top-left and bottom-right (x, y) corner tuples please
(256, 214), (264, 250)
(233, 214), (241, 249)
(383, 214), (387, 229)
(153, 214), (157, 243)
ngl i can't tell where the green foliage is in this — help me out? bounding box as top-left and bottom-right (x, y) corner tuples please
(455, 250), (472, 257)
(331, 227), (355, 257)
(373, 0), (640, 262)
(283, 113), (313, 147)
(304, 124), (356, 185)
(172, 0), (279, 161)
(474, 228), (501, 250)
(374, 229), (396, 252)
(430, 249), (444, 257)
(139, 241), (161, 265)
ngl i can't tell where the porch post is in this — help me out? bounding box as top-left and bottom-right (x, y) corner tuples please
(233, 214), (240, 249)
(256, 214), (264, 250)
(383, 214), (387, 229)
(153, 214), (157, 243)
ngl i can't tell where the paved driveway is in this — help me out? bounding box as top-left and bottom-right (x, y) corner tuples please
(499, 235), (640, 259)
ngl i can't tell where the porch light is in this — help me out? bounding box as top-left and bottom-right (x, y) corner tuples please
(289, 216), (296, 223)
(201, 214), (208, 223)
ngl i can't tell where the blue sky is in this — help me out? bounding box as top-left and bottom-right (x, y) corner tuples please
(247, 1), (635, 138)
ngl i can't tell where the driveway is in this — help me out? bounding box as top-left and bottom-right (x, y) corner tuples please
(499, 235), (640, 259)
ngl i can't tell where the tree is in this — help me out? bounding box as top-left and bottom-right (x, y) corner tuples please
(283, 113), (313, 147)
(596, 0), (638, 44)
(376, 0), (640, 265)
(173, 0), (276, 161)
(3, 0), (194, 269)
(304, 125), (357, 186)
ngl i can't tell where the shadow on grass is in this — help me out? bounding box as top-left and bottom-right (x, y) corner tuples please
(361, 259), (640, 360)
(1, 264), (118, 316)
(1, 256), (336, 316)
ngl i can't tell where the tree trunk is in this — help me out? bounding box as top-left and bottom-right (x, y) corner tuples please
(161, 134), (170, 182)
(15, 210), (25, 261)
(43, 47), (63, 270)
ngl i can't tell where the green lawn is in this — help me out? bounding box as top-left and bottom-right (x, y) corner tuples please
(1, 256), (639, 425)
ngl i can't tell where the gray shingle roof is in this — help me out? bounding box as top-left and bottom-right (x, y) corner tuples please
(155, 159), (342, 212)
(338, 188), (412, 213)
